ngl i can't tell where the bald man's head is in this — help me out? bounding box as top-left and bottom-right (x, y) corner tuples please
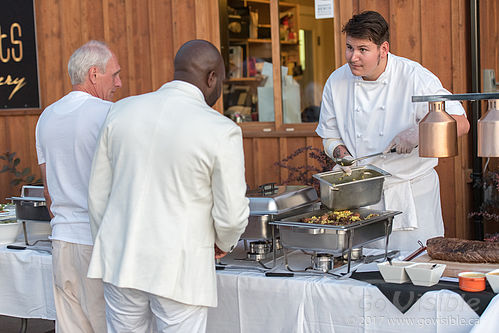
(174, 40), (225, 107)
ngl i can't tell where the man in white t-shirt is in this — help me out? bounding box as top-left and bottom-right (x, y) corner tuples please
(35, 40), (121, 333)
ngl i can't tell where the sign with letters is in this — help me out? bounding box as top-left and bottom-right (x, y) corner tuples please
(0, 0), (40, 109)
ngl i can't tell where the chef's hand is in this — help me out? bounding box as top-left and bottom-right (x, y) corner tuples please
(333, 155), (355, 176)
(214, 244), (228, 259)
(385, 127), (419, 154)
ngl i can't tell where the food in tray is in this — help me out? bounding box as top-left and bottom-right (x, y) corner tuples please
(427, 237), (499, 263)
(302, 210), (379, 226)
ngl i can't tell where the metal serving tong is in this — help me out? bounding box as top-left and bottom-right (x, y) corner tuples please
(333, 147), (397, 166)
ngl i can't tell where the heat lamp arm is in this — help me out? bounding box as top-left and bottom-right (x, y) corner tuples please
(412, 92), (499, 102)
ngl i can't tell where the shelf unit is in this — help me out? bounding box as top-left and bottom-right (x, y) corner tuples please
(225, 0), (300, 78)
(221, 0), (301, 123)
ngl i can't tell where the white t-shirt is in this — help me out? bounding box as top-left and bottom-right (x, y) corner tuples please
(36, 91), (111, 245)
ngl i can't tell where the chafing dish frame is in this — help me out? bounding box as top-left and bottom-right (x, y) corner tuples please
(8, 185), (51, 245)
(270, 208), (401, 273)
(238, 184), (320, 269)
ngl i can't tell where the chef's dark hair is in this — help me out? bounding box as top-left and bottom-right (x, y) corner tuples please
(342, 11), (389, 46)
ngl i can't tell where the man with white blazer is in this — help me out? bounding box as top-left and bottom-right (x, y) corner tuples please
(87, 40), (249, 333)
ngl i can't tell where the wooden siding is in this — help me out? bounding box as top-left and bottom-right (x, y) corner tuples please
(0, 0), (220, 200)
(242, 0), (493, 240)
(1, 0), (498, 241)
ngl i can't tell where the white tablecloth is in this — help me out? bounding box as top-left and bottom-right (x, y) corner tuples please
(0, 244), (55, 320)
(0, 244), (497, 332)
(208, 270), (487, 333)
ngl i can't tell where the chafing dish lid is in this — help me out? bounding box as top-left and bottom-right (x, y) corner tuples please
(7, 186), (46, 202)
(247, 184), (319, 215)
(8, 186), (46, 204)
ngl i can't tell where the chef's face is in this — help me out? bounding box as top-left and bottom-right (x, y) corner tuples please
(94, 53), (122, 101)
(345, 36), (388, 81)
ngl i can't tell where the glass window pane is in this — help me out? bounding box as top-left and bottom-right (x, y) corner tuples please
(280, 0), (335, 124)
(219, 0), (274, 123)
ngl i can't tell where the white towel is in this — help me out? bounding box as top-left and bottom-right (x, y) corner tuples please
(383, 180), (418, 231)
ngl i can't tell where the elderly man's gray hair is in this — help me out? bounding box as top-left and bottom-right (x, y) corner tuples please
(68, 40), (112, 85)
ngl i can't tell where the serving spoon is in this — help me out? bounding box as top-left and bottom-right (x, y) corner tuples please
(333, 147), (397, 166)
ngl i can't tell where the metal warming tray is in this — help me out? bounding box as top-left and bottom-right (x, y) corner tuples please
(8, 186), (51, 222)
(313, 165), (391, 210)
(243, 184), (319, 240)
(270, 208), (401, 254)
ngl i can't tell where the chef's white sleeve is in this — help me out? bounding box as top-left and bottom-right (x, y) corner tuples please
(315, 76), (343, 140)
(416, 70), (466, 122)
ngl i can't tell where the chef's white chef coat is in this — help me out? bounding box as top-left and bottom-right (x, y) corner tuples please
(316, 53), (466, 251)
(87, 81), (249, 307)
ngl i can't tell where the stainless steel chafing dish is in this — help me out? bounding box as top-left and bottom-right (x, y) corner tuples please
(270, 208), (401, 273)
(268, 164), (400, 275)
(245, 183), (319, 240)
(313, 165), (390, 210)
(8, 185), (51, 245)
(270, 208), (400, 253)
(8, 186), (51, 222)
(238, 183), (319, 264)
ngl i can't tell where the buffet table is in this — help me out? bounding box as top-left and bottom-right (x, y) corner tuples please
(0, 244), (55, 320)
(207, 248), (498, 333)
(0, 244), (497, 332)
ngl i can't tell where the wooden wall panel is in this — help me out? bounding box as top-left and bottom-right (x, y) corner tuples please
(254, 138), (281, 186)
(451, 0), (472, 239)
(242, 136), (325, 190)
(420, 0), (458, 237)
(388, 0), (421, 61)
(1, 0), (497, 241)
(0, 0), (220, 202)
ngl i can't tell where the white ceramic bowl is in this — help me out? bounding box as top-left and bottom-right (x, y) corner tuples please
(377, 261), (413, 283)
(0, 221), (22, 244)
(486, 269), (499, 293)
(405, 263), (446, 287)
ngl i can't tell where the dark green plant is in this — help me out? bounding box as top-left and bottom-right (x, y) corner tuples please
(0, 152), (42, 186)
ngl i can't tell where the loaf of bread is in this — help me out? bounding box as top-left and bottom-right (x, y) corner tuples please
(426, 237), (499, 263)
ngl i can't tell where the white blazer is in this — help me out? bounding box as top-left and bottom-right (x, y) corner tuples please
(87, 81), (249, 307)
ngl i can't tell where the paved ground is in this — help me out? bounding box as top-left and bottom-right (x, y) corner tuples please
(0, 316), (54, 333)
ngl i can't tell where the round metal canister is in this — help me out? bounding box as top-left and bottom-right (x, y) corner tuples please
(419, 101), (458, 157)
(342, 247), (363, 261)
(249, 241), (272, 254)
(314, 253), (333, 272)
(478, 99), (499, 157)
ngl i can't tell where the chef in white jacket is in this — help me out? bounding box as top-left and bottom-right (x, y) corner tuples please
(87, 40), (249, 332)
(316, 11), (470, 251)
